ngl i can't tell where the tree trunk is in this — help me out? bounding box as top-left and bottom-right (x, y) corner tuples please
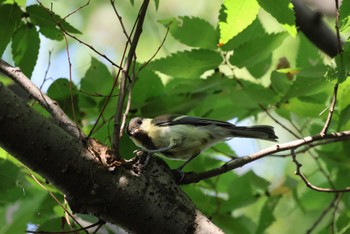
(0, 82), (223, 233)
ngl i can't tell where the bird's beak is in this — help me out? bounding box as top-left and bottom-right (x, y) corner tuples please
(129, 128), (140, 136)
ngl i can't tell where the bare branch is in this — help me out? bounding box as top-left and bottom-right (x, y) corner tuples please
(181, 130), (350, 184)
(110, 0), (132, 44)
(0, 59), (83, 139)
(291, 149), (350, 193)
(306, 193), (342, 234)
(37, 0), (123, 70)
(112, 0), (150, 155)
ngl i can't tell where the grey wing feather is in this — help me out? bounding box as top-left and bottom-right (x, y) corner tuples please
(154, 115), (234, 127)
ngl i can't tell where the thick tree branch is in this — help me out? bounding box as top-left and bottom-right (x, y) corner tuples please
(0, 59), (83, 139)
(181, 131), (350, 184)
(0, 83), (223, 233)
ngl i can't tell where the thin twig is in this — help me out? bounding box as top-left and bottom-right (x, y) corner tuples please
(112, 0), (150, 155)
(320, 84), (338, 136)
(306, 193), (342, 234)
(181, 130), (350, 184)
(63, 33), (79, 133)
(138, 26), (170, 73)
(110, 0), (132, 44)
(36, 0), (123, 70)
(291, 149), (350, 193)
(330, 192), (343, 234)
(39, 50), (53, 90)
(0, 59), (83, 139)
(321, 0), (342, 136)
(259, 104), (301, 139)
(20, 164), (86, 233)
(87, 45), (127, 138)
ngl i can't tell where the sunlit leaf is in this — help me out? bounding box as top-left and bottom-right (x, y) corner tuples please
(258, 0), (297, 37)
(219, 0), (260, 44)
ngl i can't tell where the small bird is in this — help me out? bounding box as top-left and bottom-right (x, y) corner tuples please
(126, 114), (278, 170)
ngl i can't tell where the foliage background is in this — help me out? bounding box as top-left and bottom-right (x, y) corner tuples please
(1, 0), (350, 233)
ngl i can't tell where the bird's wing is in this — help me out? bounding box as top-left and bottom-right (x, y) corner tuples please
(153, 114), (234, 127)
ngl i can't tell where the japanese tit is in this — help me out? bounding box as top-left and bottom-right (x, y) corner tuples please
(126, 114), (278, 169)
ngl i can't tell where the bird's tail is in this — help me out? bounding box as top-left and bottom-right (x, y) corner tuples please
(230, 125), (278, 142)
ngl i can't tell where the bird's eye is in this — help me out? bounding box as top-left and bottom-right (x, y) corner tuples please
(136, 118), (142, 125)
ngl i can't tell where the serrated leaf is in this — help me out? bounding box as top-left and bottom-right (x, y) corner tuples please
(241, 80), (279, 105)
(258, 0), (297, 37)
(27, 4), (80, 40)
(229, 32), (288, 68)
(286, 66), (330, 99)
(219, 0), (260, 44)
(148, 49), (222, 78)
(160, 16), (217, 49)
(0, 4), (22, 56)
(221, 17), (265, 51)
(11, 23), (40, 78)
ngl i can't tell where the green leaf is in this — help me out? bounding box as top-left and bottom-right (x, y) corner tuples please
(47, 78), (80, 121)
(27, 4), (80, 40)
(296, 33), (323, 67)
(246, 55), (272, 78)
(270, 70), (293, 96)
(340, 0), (350, 33)
(282, 98), (326, 118)
(0, 191), (47, 234)
(226, 171), (270, 210)
(257, 0), (297, 37)
(0, 4), (22, 56)
(229, 32), (288, 68)
(338, 77), (350, 111)
(241, 80), (279, 105)
(3, 0), (26, 6)
(159, 16), (217, 49)
(148, 49), (222, 78)
(339, 104), (350, 131)
(79, 57), (114, 118)
(80, 57), (114, 96)
(219, 0), (260, 44)
(132, 67), (164, 108)
(221, 17), (265, 51)
(285, 66), (330, 99)
(255, 196), (280, 234)
(0, 160), (17, 188)
(11, 23), (40, 78)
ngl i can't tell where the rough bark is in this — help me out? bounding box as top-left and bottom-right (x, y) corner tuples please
(0, 82), (223, 234)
